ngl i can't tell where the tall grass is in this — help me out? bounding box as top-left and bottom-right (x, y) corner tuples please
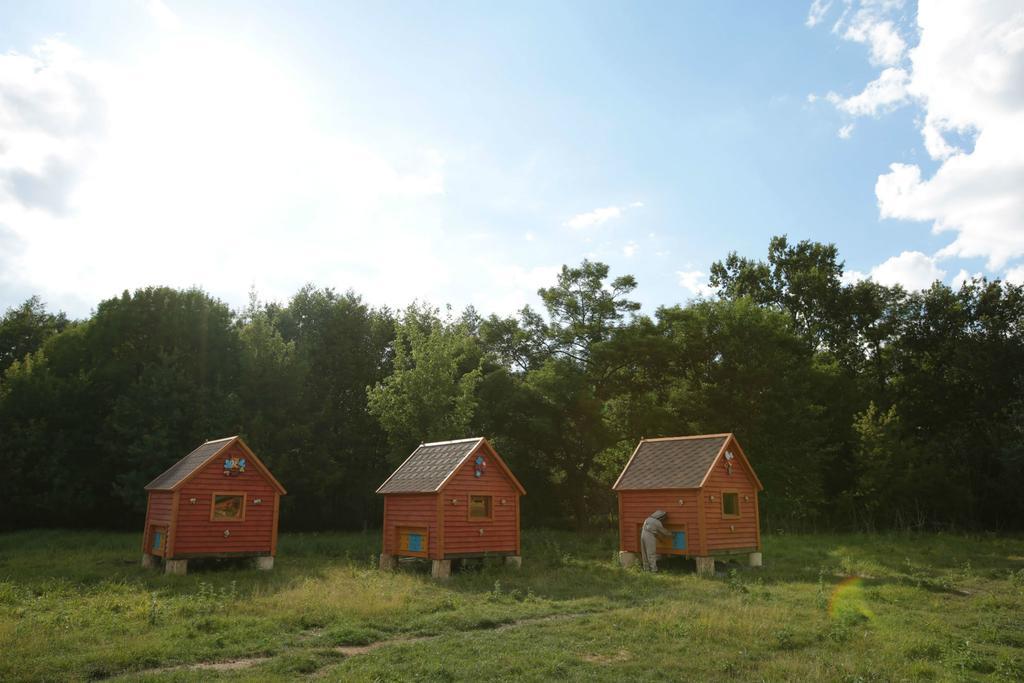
(0, 529), (1021, 681)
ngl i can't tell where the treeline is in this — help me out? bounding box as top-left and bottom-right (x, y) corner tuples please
(1, 236), (1022, 532)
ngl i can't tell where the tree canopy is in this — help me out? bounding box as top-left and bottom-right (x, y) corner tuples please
(2, 237), (1022, 532)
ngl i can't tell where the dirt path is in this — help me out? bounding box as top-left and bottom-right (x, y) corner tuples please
(333, 612), (589, 657)
(118, 611), (598, 679)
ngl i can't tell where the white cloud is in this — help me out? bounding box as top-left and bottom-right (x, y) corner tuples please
(811, 0), (1024, 274)
(145, 0), (181, 31)
(676, 270), (716, 298)
(623, 241), (638, 257)
(845, 18), (907, 66)
(838, 123), (856, 139)
(825, 1), (910, 66)
(0, 36), (469, 315)
(841, 269), (867, 285)
(950, 268), (984, 288)
(806, 0), (834, 28)
(473, 264), (561, 313)
(1006, 265), (1024, 285)
(525, 231), (535, 242)
(564, 206), (621, 229)
(868, 251), (945, 290)
(564, 201), (642, 229)
(825, 67), (910, 116)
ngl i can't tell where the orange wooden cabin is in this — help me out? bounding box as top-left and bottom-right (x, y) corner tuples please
(142, 436), (286, 575)
(613, 433), (763, 574)
(376, 437), (526, 578)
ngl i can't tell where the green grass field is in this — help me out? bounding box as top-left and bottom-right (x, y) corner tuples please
(0, 529), (1022, 681)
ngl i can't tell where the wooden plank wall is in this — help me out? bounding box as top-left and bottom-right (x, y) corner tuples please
(702, 445), (759, 552)
(148, 492), (174, 526)
(172, 442), (279, 557)
(441, 446), (519, 557)
(382, 494), (440, 559)
(617, 490), (700, 553)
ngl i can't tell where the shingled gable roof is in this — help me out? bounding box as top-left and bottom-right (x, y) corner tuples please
(376, 437), (526, 495)
(144, 436), (286, 494)
(612, 433), (762, 491)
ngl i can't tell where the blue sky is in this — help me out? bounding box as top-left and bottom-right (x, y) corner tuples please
(1, 1), (1021, 318)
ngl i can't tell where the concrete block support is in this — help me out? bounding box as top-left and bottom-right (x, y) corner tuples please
(164, 559), (188, 576)
(254, 556), (275, 571)
(379, 553), (398, 571)
(141, 553), (157, 569)
(431, 559), (452, 579)
(618, 551), (638, 569)
(749, 552), (763, 568)
(695, 556), (715, 576)
(505, 555), (522, 569)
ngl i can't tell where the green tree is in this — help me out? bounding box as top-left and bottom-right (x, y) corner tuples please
(368, 304), (482, 462)
(479, 261), (645, 527)
(0, 296), (69, 378)
(269, 286), (394, 530)
(654, 298), (834, 529)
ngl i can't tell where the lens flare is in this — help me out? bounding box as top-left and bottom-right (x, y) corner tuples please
(828, 576), (874, 621)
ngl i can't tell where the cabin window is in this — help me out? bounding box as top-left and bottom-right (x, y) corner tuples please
(468, 495), (492, 519)
(722, 491), (740, 518)
(211, 493), (246, 521)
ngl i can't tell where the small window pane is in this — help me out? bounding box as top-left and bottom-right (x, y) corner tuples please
(469, 495), (492, 518)
(723, 493), (739, 516)
(213, 494), (244, 519)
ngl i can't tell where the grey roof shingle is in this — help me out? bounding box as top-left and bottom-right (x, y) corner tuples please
(144, 437), (235, 491)
(376, 438), (483, 494)
(613, 435), (729, 490)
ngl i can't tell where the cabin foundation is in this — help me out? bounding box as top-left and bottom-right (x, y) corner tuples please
(695, 556), (715, 576)
(504, 555), (522, 569)
(431, 559), (452, 579)
(379, 553), (398, 571)
(749, 552), (763, 568)
(618, 551), (638, 568)
(165, 559), (188, 576)
(141, 553), (157, 569)
(254, 556), (274, 571)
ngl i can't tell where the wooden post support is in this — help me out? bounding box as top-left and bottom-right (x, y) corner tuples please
(379, 553), (398, 571)
(254, 556), (274, 571)
(431, 559), (452, 579)
(695, 556), (715, 576)
(618, 551), (638, 568)
(505, 555), (522, 569)
(164, 559), (188, 576)
(141, 553), (156, 569)
(749, 552), (763, 568)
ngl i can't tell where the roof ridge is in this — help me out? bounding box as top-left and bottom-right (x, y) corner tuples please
(204, 435), (237, 443)
(641, 433), (731, 442)
(419, 437), (481, 446)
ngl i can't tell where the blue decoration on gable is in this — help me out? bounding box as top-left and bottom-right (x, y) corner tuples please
(223, 459), (233, 469)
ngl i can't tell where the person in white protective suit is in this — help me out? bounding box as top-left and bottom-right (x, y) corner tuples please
(640, 510), (672, 572)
